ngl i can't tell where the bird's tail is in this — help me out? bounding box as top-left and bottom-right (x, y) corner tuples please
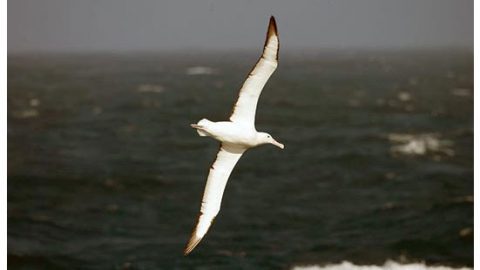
(190, 118), (211, 137)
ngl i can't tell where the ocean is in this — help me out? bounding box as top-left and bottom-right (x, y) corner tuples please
(8, 50), (473, 269)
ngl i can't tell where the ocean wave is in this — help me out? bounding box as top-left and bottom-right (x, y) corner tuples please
(185, 66), (217, 75)
(291, 261), (471, 270)
(388, 133), (454, 157)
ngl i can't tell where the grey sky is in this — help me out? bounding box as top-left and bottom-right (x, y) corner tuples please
(9, 0), (472, 53)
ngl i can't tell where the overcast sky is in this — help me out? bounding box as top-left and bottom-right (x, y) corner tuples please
(9, 0), (472, 53)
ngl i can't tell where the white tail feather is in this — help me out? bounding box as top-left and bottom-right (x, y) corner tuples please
(192, 119), (211, 137)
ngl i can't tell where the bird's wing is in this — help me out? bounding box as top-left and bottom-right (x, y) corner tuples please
(184, 143), (246, 255)
(229, 16), (279, 127)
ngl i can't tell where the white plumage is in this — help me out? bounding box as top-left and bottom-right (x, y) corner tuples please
(184, 16), (283, 255)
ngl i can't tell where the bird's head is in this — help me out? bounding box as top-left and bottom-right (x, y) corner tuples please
(257, 132), (284, 149)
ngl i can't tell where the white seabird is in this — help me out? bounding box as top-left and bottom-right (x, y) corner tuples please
(184, 16), (283, 255)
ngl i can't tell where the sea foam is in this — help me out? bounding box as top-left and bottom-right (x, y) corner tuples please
(291, 261), (471, 270)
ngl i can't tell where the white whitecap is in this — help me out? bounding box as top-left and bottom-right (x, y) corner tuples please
(397, 91), (412, 102)
(185, 66), (216, 75)
(291, 260), (471, 270)
(450, 88), (471, 97)
(388, 133), (454, 156)
(137, 84), (165, 93)
(12, 109), (38, 119)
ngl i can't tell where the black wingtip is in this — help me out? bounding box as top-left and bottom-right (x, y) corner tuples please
(268, 16), (278, 36)
(183, 234), (202, 256)
(264, 15), (278, 46)
(263, 16), (279, 61)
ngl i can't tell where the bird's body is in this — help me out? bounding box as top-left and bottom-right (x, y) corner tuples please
(192, 119), (258, 147)
(192, 119), (270, 148)
(184, 16), (283, 255)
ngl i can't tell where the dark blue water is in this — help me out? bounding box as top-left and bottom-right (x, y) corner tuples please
(8, 50), (473, 269)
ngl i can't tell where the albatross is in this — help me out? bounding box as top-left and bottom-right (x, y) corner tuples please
(184, 16), (283, 255)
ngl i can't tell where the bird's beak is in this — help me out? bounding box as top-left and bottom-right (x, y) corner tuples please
(271, 139), (284, 149)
